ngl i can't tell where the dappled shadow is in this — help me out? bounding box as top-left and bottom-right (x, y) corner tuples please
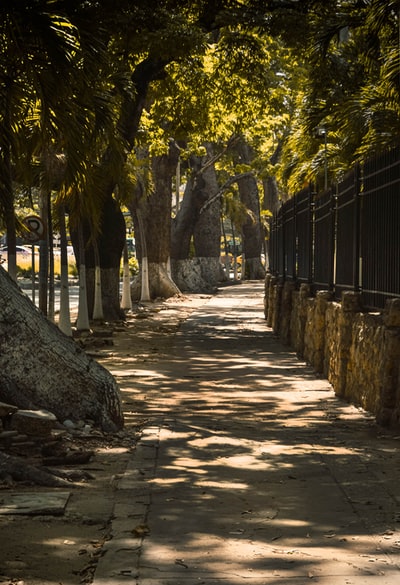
(114, 283), (400, 583)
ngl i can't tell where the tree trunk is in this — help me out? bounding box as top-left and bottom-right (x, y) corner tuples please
(263, 176), (280, 215)
(92, 241), (104, 321)
(129, 142), (181, 300)
(121, 241), (132, 310)
(170, 177), (197, 260)
(171, 146), (222, 291)
(71, 57), (169, 319)
(75, 222), (91, 332)
(193, 146), (221, 287)
(71, 195), (126, 322)
(38, 184), (50, 315)
(262, 140), (284, 270)
(0, 267), (123, 432)
(1, 89), (17, 281)
(236, 139), (265, 280)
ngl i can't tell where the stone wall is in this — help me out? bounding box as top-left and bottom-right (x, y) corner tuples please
(264, 274), (400, 428)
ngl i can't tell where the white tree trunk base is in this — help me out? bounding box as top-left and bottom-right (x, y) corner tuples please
(130, 262), (180, 301)
(243, 257), (266, 280)
(171, 257), (221, 293)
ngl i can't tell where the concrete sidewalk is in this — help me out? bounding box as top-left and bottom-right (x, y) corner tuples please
(94, 281), (400, 584)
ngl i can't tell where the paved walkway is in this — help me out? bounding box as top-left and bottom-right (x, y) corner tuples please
(94, 282), (400, 585)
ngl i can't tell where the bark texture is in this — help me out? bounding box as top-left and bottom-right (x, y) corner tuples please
(129, 142), (181, 300)
(130, 262), (180, 301)
(236, 139), (265, 280)
(71, 195), (126, 322)
(262, 140), (284, 271)
(172, 257), (221, 293)
(171, 146), (222, 291)
(0, 267), (124, 432)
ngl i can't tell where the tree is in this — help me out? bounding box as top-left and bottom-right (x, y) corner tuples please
(234, 138), (265, 279)
(66, 0), (317, 307)
(277, 0), (400, 192)
(128, 140), (181, 299)
(0, 267), (123, 432)
(0, 1), (81, 280)
(5, 0), (373, 308)
(171, 144), (223, 292)
(143, 28), (290, 289)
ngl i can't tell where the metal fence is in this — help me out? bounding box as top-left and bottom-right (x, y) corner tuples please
(269, 145), (400, 311)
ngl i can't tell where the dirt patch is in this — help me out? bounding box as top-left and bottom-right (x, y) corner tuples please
(0, 293), (210, 585)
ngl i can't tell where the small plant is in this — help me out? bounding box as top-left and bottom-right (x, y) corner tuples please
(119, 256), (139, 277)
(16, 266), (33, 278)
(129, 256), (139, 275)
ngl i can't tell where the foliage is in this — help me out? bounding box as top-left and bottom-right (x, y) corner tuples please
(279, 0), (400, 192)
(1, 0), (399, 260)
(129, 256), (140, 276)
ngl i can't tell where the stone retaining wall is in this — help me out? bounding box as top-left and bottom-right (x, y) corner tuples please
(264, 274), (400, 428)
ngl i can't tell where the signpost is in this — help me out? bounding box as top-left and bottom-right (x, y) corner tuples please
(22, 215), (46, 304)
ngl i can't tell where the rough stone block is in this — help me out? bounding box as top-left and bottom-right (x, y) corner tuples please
(384, 298), (400, 327)
(11, 409), (58, 436)
(341, 291), (361, 312)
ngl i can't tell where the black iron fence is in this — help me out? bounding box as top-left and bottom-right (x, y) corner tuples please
(269, 145), (400, 311)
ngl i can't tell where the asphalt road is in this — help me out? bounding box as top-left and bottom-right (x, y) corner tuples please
(20, 280), (80, 313)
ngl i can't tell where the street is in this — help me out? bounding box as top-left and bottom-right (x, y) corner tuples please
(20, 280), (80, 313)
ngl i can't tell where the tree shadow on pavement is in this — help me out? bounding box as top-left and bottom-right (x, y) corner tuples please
(113, 286), (400, 584)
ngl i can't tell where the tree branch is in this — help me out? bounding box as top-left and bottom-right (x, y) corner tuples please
(199, 171), (253, 215)
(195, 134), (241, 178)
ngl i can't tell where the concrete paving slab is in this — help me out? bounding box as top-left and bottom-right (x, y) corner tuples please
(0, 491), (71, 515)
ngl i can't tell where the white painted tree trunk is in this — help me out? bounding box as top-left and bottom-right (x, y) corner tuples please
(92, 265), (104, 320)
(121, 242), (132, 310)
(140, 256), (151, 302)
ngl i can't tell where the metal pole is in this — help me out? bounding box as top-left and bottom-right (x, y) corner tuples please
(31, 245), (35, 305)
(324, 131), (328, 191)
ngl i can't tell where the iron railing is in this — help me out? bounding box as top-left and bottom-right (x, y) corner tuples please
(269, 145), (400, 310)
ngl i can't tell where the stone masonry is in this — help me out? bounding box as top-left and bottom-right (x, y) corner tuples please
(264, 274), (400, 428)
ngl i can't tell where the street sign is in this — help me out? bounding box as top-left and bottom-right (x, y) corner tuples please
(22, 215), (46, 243)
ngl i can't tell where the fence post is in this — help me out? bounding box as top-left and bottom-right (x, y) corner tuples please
(293, 194), (298, 282)
(353, 163), (361, 292)
(308, 184), (315, 284)
(329, 186), (337, 291)
(278, 208), (283, 279)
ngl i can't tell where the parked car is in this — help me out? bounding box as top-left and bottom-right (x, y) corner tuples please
(0, 245), (32, 256)
(0, 245), (35, 272)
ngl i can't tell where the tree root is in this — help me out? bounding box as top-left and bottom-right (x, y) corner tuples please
(0, 451), (73, 487)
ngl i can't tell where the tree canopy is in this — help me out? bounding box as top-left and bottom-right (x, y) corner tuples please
(1, 0), (398, 283)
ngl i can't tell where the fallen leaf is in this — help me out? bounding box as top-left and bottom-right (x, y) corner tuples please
(324, 532), (336, 538)
(132, 523), (150, 537)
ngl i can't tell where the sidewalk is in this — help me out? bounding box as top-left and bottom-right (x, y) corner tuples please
(93, 281), (400, 585)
